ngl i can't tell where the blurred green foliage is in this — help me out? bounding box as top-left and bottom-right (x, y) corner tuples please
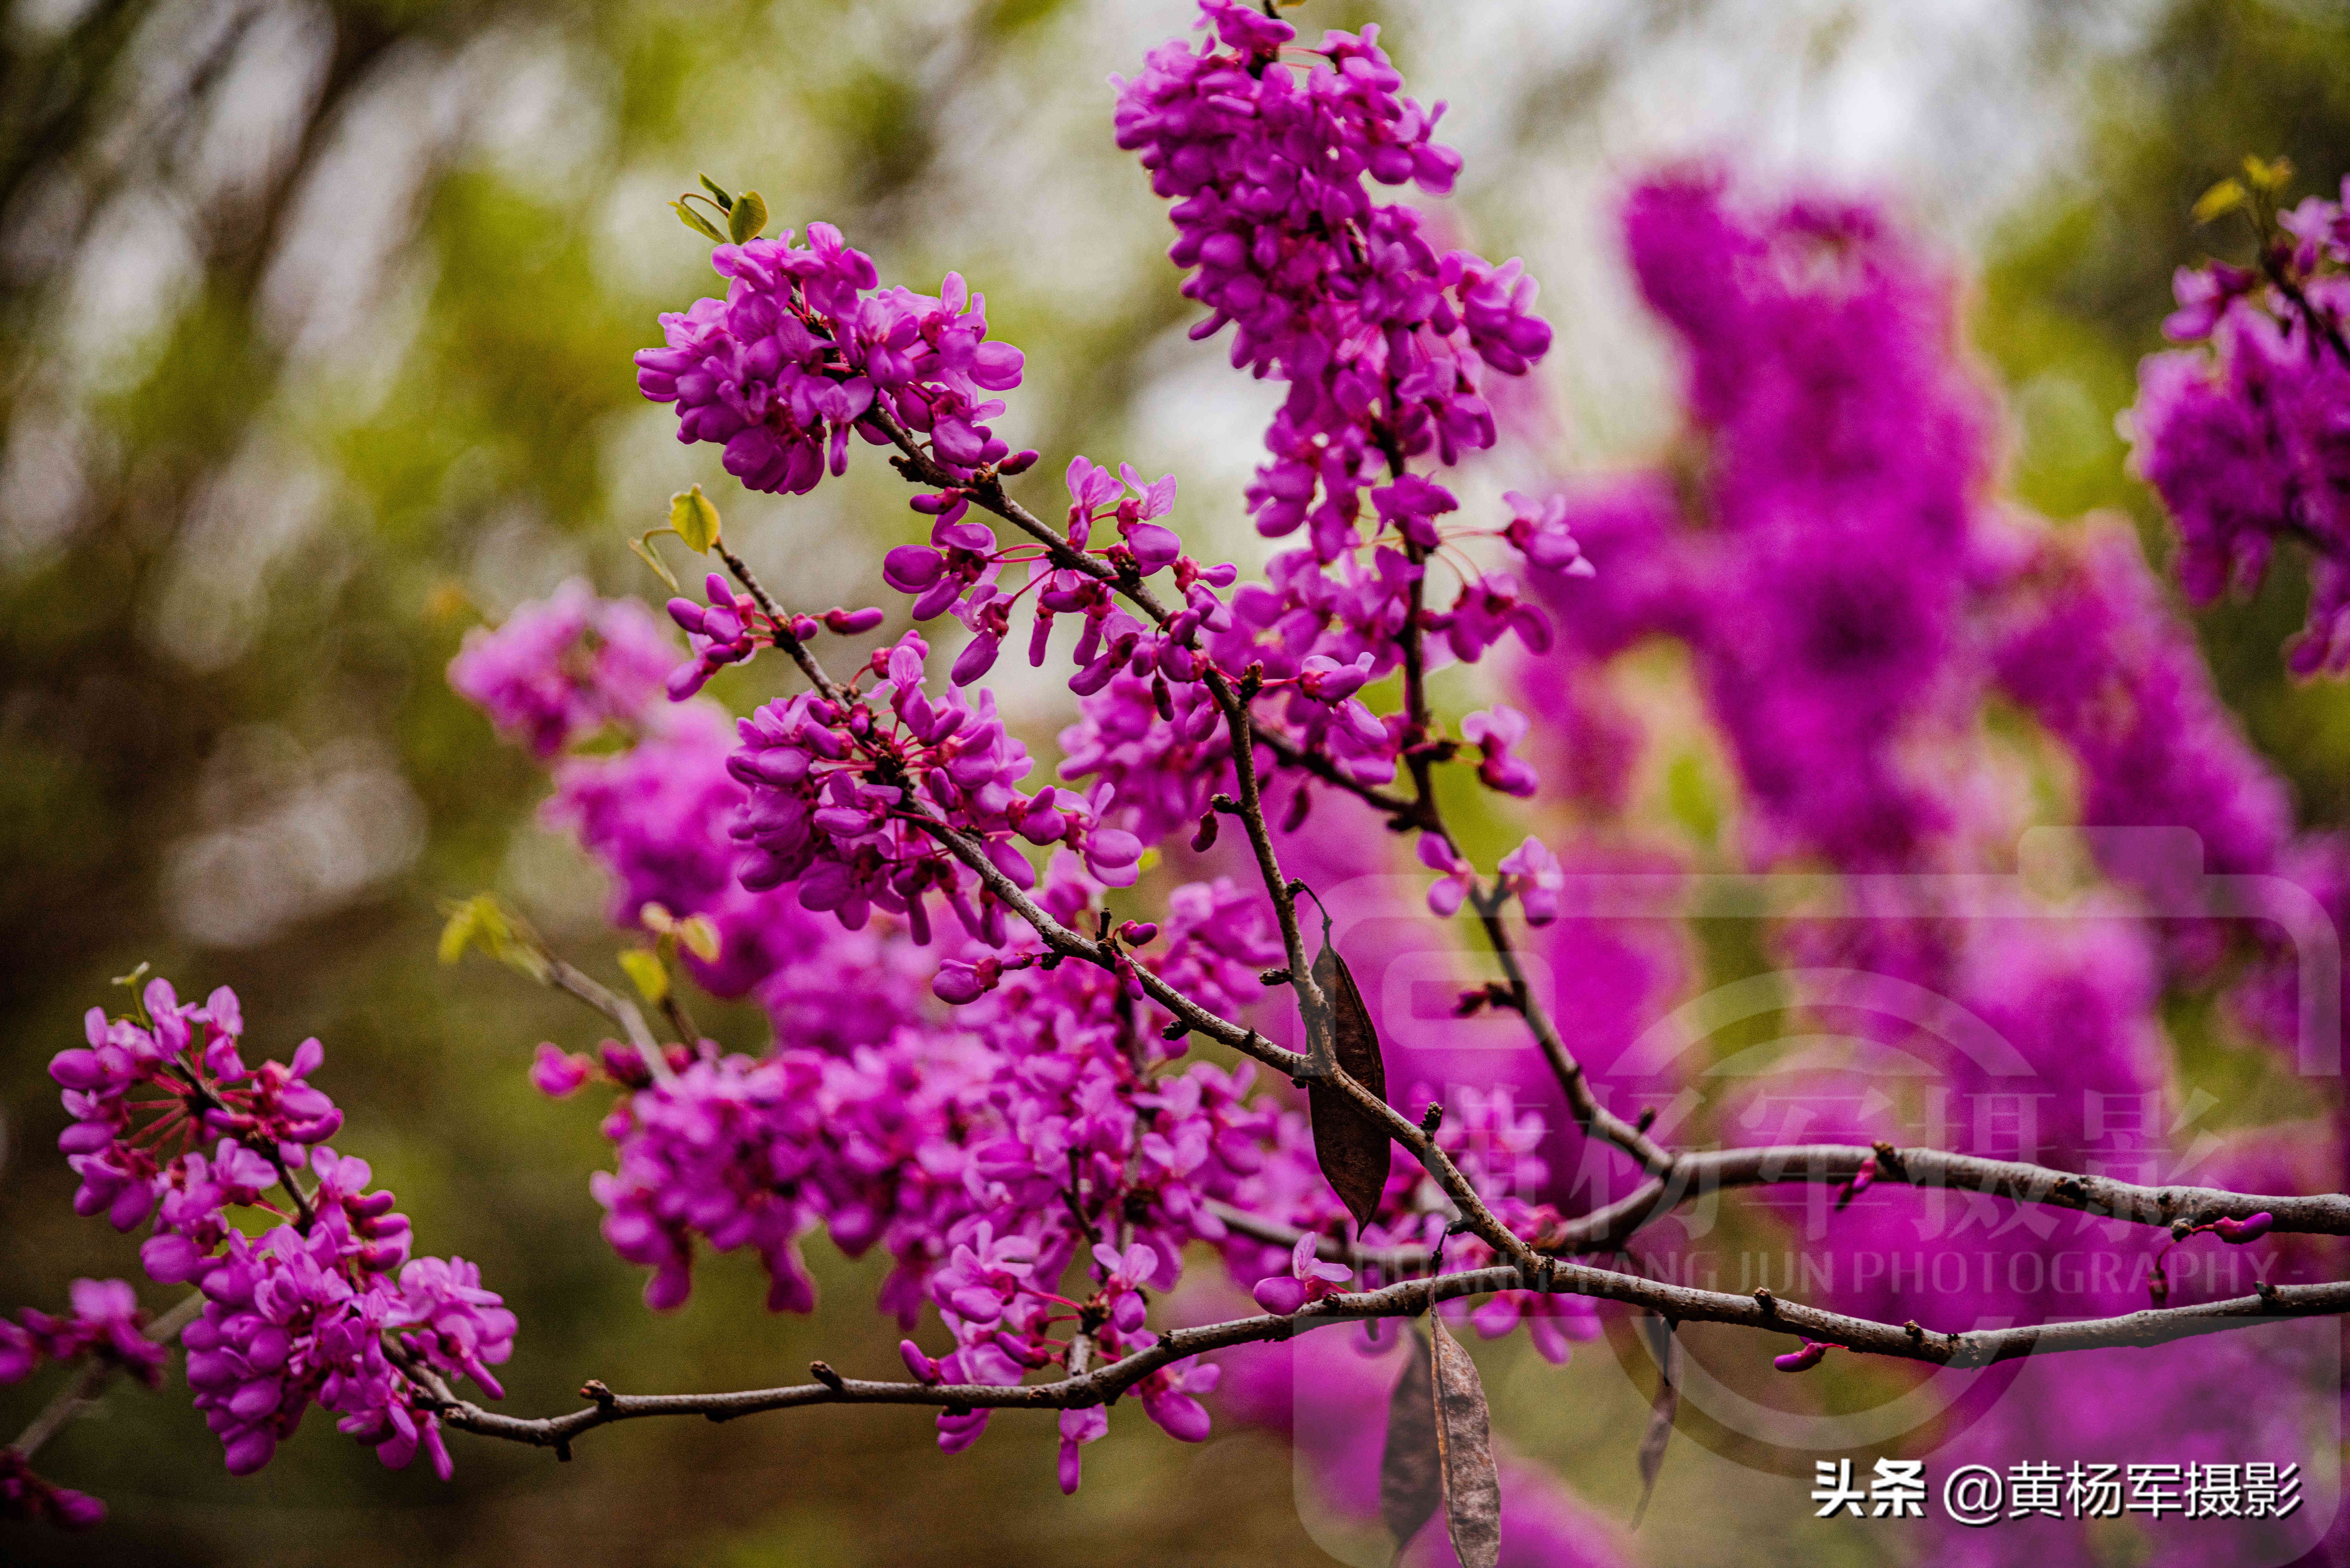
(3, 0), (2349, 1564)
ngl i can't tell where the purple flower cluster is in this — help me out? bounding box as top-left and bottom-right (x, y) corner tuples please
(635, 225), (1025, 496)
(1507, 176), (1991, 869)
(883, 458), (1240, 697)
(185, 1217), (513, 1479)
(726, 628), (1147, 939)
(453, 586), (950, 1032)
(2131, 183), (2350, 675)
(446, 578), (679, 757)
(1987, 519), (2293, 900)
(1481, 169), (2348, 1566)
(46, 978), (513, 1479)
(1, 1450), (106, 1531)
(1113, 0), (1549, 558)
(0, 1278), (166, 1391)
(536, 868), (1295, 1480)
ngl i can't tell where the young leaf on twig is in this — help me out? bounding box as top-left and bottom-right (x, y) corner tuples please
(1302, 896), (1392, 1231)
(1631, 1313), (1681, 1529)
(669, 485), (722, 554)
(1430, 1315), (1502, 1568)
(1380, 1326), (1440, 1552)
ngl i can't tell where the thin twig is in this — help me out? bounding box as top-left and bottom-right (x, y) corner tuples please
(543, 956), (676, 1087)
(7, 1292), (204, 1464)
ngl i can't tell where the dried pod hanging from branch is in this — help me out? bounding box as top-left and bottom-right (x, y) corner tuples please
(1631, 1313), (1681, 1528)
(1430, 1314), (1502, 1568)
(1298, 887), (1393, 1231)
(1380, 1326), (1441, 1550)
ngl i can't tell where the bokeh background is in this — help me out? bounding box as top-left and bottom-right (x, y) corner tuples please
(4, 0), (2350, 1563)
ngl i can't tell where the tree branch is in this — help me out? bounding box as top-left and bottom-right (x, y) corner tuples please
(543, 954), (676, 1087)
(6, 1292), (203, 1465)
(1215, 1142), (2350, 1272)
(424, 1264), (2350, 1459)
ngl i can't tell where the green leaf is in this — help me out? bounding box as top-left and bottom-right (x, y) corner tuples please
(437, 893), (549, 983)
(697, 173), (735, 212)
(618, 947), (670, 1005)
(670, 485), (722, 553)
(671, 199), (725, 244)
(438, 900), (481, 965)
(629, 530), (681, 592)
(677, 915), (722, 963)
(2243, 154), (2294, 193)
(2193, 178), (2246, 224)
(727, 190), (768, 245)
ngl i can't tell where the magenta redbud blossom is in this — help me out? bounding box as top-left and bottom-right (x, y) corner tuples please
(2, 1451), (108, 1530)
(0, 1322), (35, 1383)
(1459, 707), (1539, 798)
(530, 1044), (592, 1098)
(1057, 1405), (1108, 1494)
(1253, 1233), (1352, 1314)
(1297, 653), (1374, 702)
(1773, 1340), (1830, 1372)
(1494, 836), (1565, 925)
(448, 580), (677, 757)
(2213, 1211), (2274, 1243)
(1419, 831), (1475, 918)
(951, 633), (1001, 686)
(1504, 490), (1597, 578)
(1139, 1358), (1220, 1443)
(884, 546), (946, 593)
(900, 1340), (942, 1383)
(932, 962), (987, 1005)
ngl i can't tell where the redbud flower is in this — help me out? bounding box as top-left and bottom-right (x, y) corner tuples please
(1057, 1405), (1108, 1494)
(1773, 1340), (1830, 1372)
(530, 1044), (593, 1098)
(1418, 832), (1475, 918)
(1494, 836), (1565, 925)
(1252, 1233), (1353, 1314)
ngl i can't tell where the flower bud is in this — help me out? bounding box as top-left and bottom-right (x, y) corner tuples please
(1772, 1340), (1829, 1372)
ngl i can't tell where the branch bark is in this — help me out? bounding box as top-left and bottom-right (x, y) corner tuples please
(425, 1266), (2350, 1458)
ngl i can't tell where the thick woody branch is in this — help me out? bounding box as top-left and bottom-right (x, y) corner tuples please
(428, 1265), (2350, 1459)
(1217, 1144), (2350, 1272)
